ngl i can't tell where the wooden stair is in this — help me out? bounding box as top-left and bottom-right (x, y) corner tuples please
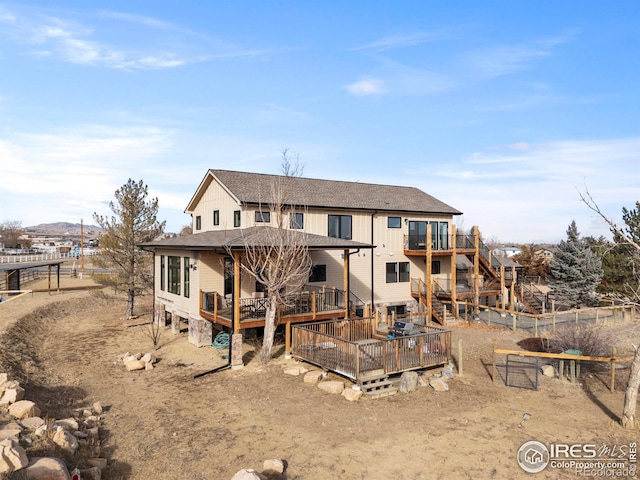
(358, 372), (398, 399)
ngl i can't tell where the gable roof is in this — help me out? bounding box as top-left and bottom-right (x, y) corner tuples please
(140, 226), (374, 251)
(185, 169), (462, 216)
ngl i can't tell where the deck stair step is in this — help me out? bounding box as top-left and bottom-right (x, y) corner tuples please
(358, 373), (398, 399)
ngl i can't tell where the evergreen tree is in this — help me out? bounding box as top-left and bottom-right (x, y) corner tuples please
(93, 179), (165, 318)
(550, 220), (603, 308)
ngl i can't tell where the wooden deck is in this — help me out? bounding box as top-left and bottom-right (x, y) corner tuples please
(291, 318), (451, 382)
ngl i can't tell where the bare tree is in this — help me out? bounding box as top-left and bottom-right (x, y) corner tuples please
(179, 224), (193, 236)
(0, 220), (31, 249)
(228, 152), (311, 363)
(580, 189), (640, 429)
(279, 147), (304, 177)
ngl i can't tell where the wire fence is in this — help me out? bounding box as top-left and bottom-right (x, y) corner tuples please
(461, 303), (636, 336)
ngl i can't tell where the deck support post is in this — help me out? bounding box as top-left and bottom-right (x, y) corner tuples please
(285, 321), (292, 357)
(451, 224), (457, 313)
(426, 224), (432, 322)
(343, 249), (349, 319)
(473, 226), (480, 318)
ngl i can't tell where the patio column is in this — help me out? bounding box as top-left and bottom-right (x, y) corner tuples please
(473, 225), (480, 317)
(231, 250), (243, 369)
(451, 224), (457, 311)
(426, 223), (432, 320)
(500, 265), (506, 310)
(343, 249), (349, 319)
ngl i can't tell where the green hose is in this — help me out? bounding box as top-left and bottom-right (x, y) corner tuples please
(213, 331), (230, 349)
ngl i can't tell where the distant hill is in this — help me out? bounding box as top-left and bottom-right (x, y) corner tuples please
(26, 222), (103, 235)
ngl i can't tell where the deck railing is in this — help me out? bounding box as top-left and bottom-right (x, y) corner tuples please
(292, 318), (451, 381)
(200, 288), (347, 322)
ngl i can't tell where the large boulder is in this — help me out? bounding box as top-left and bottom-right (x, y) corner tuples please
(0, 437), (28, 475)
(0, 421), (23, 441)
(230, 469), (267, 480)
(428, 375), (449, 392)
(52, 427), (79, 454)
(23, 457), (71, 480)
(283, 365), (309, 376)
(399, 371), (419, 393)
(262, 458), (285, 475)
(0, 383), (25, 405)
(303, 371), (326, 384)
(341, 388), (363, 402)
(8, 400), (40, 419)
(317, 381), (344, 394)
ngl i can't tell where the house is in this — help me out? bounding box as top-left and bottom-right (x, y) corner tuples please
(141, 169), (520, 365)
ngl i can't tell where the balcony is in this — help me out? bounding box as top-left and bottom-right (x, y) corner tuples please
(404, 233), (475, 254)
(200, 287), (349, 329)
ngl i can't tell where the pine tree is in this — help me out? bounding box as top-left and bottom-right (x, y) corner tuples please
(550, 220), (603, 308)
(93, 179), (165, 318)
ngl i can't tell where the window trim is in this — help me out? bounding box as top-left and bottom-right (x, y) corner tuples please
(233, 210), (241, 228)
(386, 261), (410, 283)
(290, 212), (304, 229)
(160, 255), (165, 291)
(309, 264), (327, 283)
(388, 216), (402, 229)
(255, 211), (271, 223)
(183, 257), (190, 298)
(328, 214), (352, 240)
(432, 260), (441, 275)
(213, 210), (220, 226)
(168, 256), (181, 295)
(195, 215), (202, 231)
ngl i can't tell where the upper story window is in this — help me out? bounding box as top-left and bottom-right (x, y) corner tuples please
(290, 212), (304, 229)
(328, 214), (352, 240)
(234, 210), (241, 228)
(195, 215), (202, 231)
(388, 216), (401, 228)
(255, 211), (271, 223)
(213, 210), (219, 226)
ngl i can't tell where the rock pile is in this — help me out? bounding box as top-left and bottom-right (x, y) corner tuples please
(115, 351), (157, 371)
(0, 372), (108, 479)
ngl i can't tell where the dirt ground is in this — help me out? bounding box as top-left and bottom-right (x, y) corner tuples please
(1, 277), (639, 480)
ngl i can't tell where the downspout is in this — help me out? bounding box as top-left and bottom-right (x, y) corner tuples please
(194, 251), (234, 379)
(370, 211), (376, 309)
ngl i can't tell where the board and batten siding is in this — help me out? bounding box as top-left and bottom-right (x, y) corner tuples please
(155, 248), (200, 320)
(191, 178), (241, 232)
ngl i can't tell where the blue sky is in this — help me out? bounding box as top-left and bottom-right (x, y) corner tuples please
(1, 1), (639, 243)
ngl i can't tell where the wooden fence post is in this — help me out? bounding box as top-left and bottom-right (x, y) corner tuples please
(458, 339), (463, 376)
(610, 347), (616, 393)
(512, 314), (517, 332)
(492, 339), (497, 385)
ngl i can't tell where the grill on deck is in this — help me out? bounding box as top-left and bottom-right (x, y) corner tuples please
(390, 321), (421, 337)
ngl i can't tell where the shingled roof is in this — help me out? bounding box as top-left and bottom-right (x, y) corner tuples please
(186, 169), (462, 215)
(140, 227), (374, 251)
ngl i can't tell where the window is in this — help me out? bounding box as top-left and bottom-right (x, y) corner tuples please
(183, 257), (190, 298)
(160, 255), (165, 291)
(234, 210), (241, 227)
(290, 212), (304, 229)
(386, 262), (410, 283)
(213, 210), (219, 226)
(388, 216), (401, 228)
(168, 256), (181, 294)
(309, 264), (327, 283)
(328, 214), (352, 239)
(399, 262), (410, 282)
(255, 211), (270, 223)
(432, 260), (441, 275)
(195, 215), (202, 231)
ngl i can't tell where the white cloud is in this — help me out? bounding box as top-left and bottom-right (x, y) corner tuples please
(0, 6), (260, 70)
(351, 32), (442, 52)
(401, 137), (640, 243)
(346, 78), (385, 96)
